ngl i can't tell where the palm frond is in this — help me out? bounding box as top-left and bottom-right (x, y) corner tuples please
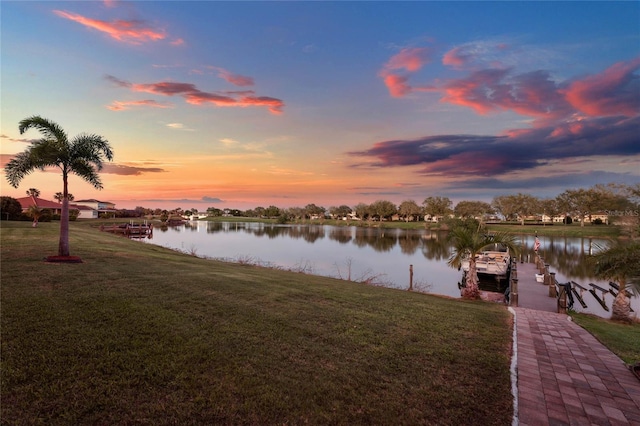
(29, 139), (68, 165)
(70, 159), (103, 189)
(592, 241), (640, 293)
(5, 150), (47, 188)
(18, 116), (68, 145)
(71, 134), (114, 169)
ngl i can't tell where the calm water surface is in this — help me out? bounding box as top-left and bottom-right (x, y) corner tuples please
(140, 221), (638, 318)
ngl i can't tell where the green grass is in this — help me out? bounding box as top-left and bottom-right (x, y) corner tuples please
(1, 221), (514, 425)
(570, 313), (640, 365)
(485, 223), (620, 238)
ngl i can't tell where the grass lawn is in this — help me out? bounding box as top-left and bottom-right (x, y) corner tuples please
(570, 313), (640, 365)
(1, 221), (514, 425)
(198, 216), (622, 238)
(485, 223), (621, 238)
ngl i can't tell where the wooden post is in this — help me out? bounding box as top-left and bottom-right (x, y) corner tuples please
(549, 272), (557, 298)
(557, 283), (567, 314)
(409, 264), (413, 291)
(510, 278), (518, 307)
(543, 264), (550, 286)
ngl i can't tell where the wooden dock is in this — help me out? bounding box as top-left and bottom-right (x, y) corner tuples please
(100, 222), (153, 237)
(512, 261), (557, 312)
(509, 256), (633, 315)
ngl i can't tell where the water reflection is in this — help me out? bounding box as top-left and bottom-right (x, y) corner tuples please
(180, 221), (451, 256)
(144, 222), (638, 318)
(515, 235), (619, 281)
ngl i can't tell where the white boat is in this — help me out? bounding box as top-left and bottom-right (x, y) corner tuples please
(461, 249), (510, 276)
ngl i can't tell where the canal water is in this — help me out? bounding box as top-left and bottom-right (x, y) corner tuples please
(139, 221), (639, 318)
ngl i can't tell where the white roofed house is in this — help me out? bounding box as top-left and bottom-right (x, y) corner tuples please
(74, 199), (117, 218)
(583, 211), (610, 225)
(73, 205), (99, 219)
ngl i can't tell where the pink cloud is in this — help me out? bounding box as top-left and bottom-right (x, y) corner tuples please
(348, 115), (640, 177)
(441, 68), (507, 114)
(420, 151), (511, 177)
(216, 68), (254, 87)
(183, 92), (284, 114)
(107, 100), (173, 111)
(378, 47), (434, 97)
(199, 66), (255, 87)
(1, 153), (15, 167)
(441, 41), (512, 71)
(183, 91), (238, 106)
(132, 81), (198, 96)
(238, 96), (284, 115)
(382, 74), (412, 98)
(563, 57), (640, 117)
(105, 74), (132, 87)
(384, 47), (432, 72)
(442, 46), (471, 69)
(441, 68), (572, 119)
(102, 164), (166, 175)
(109, 76), (284, 114)
(53, 10), (165, 44)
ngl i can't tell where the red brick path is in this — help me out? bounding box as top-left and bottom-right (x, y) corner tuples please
(514, 307), (640, 425)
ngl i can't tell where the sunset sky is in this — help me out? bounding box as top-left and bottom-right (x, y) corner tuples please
(2, 1), (639, 211)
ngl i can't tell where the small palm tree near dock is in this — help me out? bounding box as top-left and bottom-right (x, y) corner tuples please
(5, 115), (113, 258)
(447, 220), (520, 299)
(592, 241), (640, 323)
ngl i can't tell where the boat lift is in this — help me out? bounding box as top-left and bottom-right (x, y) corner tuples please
(555, 279), (632, 313)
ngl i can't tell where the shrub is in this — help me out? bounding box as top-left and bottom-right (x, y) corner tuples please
(39, 209), (53, 222)
(0, 196), (23, 220)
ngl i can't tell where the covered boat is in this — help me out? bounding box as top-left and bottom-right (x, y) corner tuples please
(461, 248), (510, 276)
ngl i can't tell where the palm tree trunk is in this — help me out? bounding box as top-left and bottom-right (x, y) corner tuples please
(462, 259), (481, 299)
(611, 279), (631, 323)
(59, 173), (70, 257)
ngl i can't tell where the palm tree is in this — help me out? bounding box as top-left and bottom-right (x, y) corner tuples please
(26, 205), (44, 227)
(592, 241), (640, 323)
(447, 223), (520, 299)
(5, 116), (113, 257)
(26, 188), (41, 197)
(54, 192), (74, 203)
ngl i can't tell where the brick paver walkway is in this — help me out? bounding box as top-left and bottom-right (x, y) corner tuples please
(514, 307), (640, 425)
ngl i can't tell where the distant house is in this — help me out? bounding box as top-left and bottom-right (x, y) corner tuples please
(16, 196), (98, 219)
(73, 205), (99, 219)
(74, 199), (117, 217)
(540, 212), (609, 224)
(16, 196), (64, 215)
(580, 211), (609, 224)
(541, 214), (565, 223)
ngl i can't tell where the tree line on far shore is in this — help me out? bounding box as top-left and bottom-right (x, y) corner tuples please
(138, 183), (638, 226)
(3, 183), (638, 229)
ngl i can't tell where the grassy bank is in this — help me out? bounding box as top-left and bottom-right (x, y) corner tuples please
(197, 216), (621, 238)
(485, 223), (620, 238)
(570, 313), (640, 365)
(1, 221), (513, 425)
